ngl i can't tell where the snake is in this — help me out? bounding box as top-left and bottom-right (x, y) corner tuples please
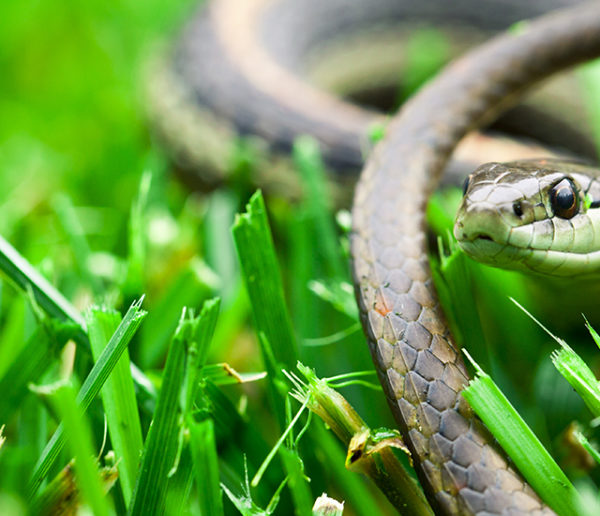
(455, 158), (600, 277)
(153, 1), (600, 514)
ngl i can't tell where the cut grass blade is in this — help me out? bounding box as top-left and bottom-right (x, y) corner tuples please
(29, 298), (147, 496)
(232, 191), (297, 371)
(129, 311), (187, 515)
(49, 381), (113, 516)
(129, 299), (220, 515)
(0, 234), (155, 401)
(181, 298), (221, 416)
(551, 344), (600, 417)
(512, 300), (600, 417)
(189, 419), (224, 516)
(462, 350), (581, 516)
(86, 306), (144, 506)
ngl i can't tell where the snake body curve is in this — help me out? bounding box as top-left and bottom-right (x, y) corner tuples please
(150, 0), (588, 196)
(156, 1), (600, 514)
(351, 4), (600, 514)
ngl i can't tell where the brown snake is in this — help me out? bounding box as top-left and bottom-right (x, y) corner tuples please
(351, 4), (600, 515)
(154, 1), (600, 514)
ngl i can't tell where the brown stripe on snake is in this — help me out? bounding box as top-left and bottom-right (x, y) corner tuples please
(351, 4), (600, 515)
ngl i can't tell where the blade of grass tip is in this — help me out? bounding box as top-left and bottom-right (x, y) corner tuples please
(584, 316), (600, 350)
(86, 306), (144, 507)
(293, 136), (346, 280)
(164, 298), (221, 504)
(232, 190), (297, 370)
(308, 279), (358, 320)
(462, 349), (581, 516)
(0, 318), (77, 425)
(0, 235), (155, 400)
(551, 345), (600, 417)
(200, 363), (266, 385)
(182, 298), (221, 415)
(512, 299), (600, 417)
(50, 381), (112, 516)
(189, 419), (224, 516)
(129, 308), (200, 515)
(29, 298), (147, 497)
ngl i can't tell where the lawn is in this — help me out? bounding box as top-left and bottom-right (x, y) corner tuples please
(1, 1), (600, 515)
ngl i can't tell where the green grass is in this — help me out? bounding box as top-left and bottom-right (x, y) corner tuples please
(2, 1), (600, 515)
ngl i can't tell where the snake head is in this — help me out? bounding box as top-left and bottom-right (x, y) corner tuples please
(454, 159), (600, 276)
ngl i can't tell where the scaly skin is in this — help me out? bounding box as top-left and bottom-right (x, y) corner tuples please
(351, 4), (600, 514)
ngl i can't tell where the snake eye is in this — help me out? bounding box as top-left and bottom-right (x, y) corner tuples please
(462, 174), (472, 196)
(550, 178), (578, 219)
(512, 201), (523, 217)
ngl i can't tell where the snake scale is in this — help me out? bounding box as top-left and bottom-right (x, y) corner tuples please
(156, 1), (600, 514)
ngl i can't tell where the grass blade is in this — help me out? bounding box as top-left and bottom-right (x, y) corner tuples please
(129, 312), (187, 515)
(462, 350), (581, 516)
(129, 299), (220, 515)
(29, 298), (147, 496)
(0, 234), (155, 402)
(551, 344), (600, 417)
(189, 419), (224, 516)
(49, 382), (113, 516)
(232, 191), (297, 370)
(86, 305), (144, 506)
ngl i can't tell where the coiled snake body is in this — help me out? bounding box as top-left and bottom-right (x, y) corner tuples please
(156, 1), (600, 514)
